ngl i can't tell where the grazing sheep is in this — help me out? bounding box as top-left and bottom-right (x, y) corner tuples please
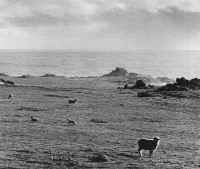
(8, 94), (13, 99)
(67, 118), (75, 125)
(138, 137), (160, 157)
(0, 79), (14, 85)
(5, 80), (14, 85)
(31, 116), (38, 122)
(68, 99), (77, 104)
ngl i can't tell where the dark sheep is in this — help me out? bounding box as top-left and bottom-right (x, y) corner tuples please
(67, 118), (75, 125)
(31, 117), (38, 122)
(8, 94), (13, 99)
(0, 79), (14, 85)
(68, 99), (77, 104)
(5, 80), (14, 85)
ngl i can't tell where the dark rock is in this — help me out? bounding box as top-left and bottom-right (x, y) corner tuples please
(137, 77), (200, 99)
(157, 85), (188, 91)
(148, 85), (155, 88)
(124, 84), (128, 89)
(91, 118), (108, 123)
(117, 87), (123, 89)
(132, 80), (146, 89)
(103, 67), (129, 77)
(190, 78), (199, 83)
(41, 74), (57, 77)
(90, 154), (108, 162)
(136, 80), (146, 88)
(176, 77), (190, 87)
(157, 77), (200, 91)
(138, 91), (152, 97)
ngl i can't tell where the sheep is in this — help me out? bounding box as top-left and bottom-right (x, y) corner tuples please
(67, 118), (75, 125)
(8, 94), (13, 99)
(68, 99), (77, 104)
(5, 80), (14, 85)
(0, 79), (14, 85)
(138, 137), (160, 157)
(31, 116), (38, 122)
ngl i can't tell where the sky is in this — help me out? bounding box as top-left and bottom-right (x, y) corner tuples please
(0, 0), (200, 50)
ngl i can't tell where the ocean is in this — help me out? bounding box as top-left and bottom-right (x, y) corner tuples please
(0, 50), (200, 79)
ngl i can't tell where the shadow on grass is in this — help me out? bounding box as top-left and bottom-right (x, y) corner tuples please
(117, 152), (140, 159)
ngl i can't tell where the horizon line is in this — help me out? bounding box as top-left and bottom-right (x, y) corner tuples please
(1, 49), (200, 52)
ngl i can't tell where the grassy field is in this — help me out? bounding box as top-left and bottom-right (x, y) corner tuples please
(0, 76), (199, 168)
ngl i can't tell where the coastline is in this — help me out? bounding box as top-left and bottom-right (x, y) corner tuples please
(0, 67), (175, 88)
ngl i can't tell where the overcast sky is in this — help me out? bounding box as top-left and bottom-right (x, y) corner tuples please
(0, 0), (200, 50)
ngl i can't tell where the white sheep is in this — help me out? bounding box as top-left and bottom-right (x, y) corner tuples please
(138, 137), (160, 157)
(67, 118), (75, 125)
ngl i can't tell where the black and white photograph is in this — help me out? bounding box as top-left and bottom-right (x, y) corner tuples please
(0, 0), (200, 168)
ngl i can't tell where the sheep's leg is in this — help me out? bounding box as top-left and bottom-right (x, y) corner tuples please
(149, 150), (153, 157)
(138, 149), (142, 157)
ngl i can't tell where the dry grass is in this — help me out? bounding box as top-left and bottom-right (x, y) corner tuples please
(0, 76), (199, 168)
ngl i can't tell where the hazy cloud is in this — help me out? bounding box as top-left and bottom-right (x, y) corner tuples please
(1, 0), (200, 50)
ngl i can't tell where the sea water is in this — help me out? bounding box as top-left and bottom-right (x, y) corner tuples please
(0, 50), (200, 79)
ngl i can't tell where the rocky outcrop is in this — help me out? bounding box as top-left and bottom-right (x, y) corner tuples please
(103, 67), (174, 85)
(41, 74), (57, 77)
(121, 81), (154, 90)
(157, 83), (188, 92)
(90, 154), (108, 162)
(157, 77), (200, 92)
(133, 80), (146, 89)
(137, 77), (200, 99)
(103, 67), (129, 77)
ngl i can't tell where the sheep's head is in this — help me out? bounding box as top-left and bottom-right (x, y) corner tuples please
(153, 137), (160, 142)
